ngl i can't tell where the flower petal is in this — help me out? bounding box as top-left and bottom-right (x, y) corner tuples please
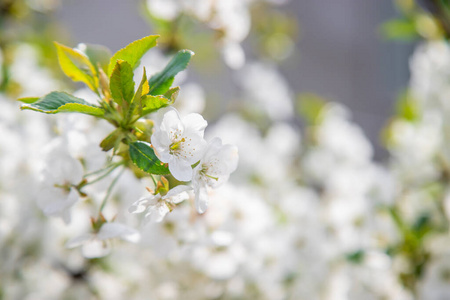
(169, 156), (193, 181)
(97, 222), (141, 243)
(145, 203), (170, 223)
(82, 239), (110, 258)
(160, 108), (183, 133)
(182, 113), (207, 137)
(195, 184), (209, 214)
(151, 129), (172, 163)
(164, 185), (192, 204)
(65, 233), (94, 248)
(128, 196), (155, 214)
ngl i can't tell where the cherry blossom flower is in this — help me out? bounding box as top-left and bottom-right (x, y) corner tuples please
(129, 185), (191, 223)
(36, 140), (83, 224)
(192, 138), (238, 213)
(65, 222), (140, 258)
(151, 108), (207, 181)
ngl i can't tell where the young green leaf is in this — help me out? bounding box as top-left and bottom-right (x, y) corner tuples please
(100, 128), (124, 152)
(164, 86), (180, 102)
(21, 91), (104, 117)
(54, 42), (98, 91)
(380, 19), (418, 41)
(78, 43), (112, 74)
(140, 95), (172, 116)
(129, 141), (169, 175)
(125, 68), (148, 123)
(148, 49), (194, 95)
(110, 60), (135, 107)
(107, 35), (159, 76)
(17, 97), (40, 104)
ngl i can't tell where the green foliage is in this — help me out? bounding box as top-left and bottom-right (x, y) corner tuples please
(164, 86), (180, 102)
(296, 93), (326, 125)
(80, 43), (112, 74)
(17, 97), (40, 104)
(129, 141), (170, 175)
(108, 35), (159, 76)
(141, 95), (173, 116)
(148, 49), (194, 95)
(54, 42), (98, 91)
(125, 68), (148, 123)
(21, 91), (104, 117)
(380, 19), (418, 40)
(346, 250), (365, 264)
(100, 128), (125, 152)
(396, 89), (420, 121)
(110, 60), (135, 107)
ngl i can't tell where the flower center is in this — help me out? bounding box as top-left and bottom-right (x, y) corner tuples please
(170, 137), (185, 153)
(200, 165), (219, 181)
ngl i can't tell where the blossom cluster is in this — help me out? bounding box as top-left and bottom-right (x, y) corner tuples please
(131, 107), (238, 222)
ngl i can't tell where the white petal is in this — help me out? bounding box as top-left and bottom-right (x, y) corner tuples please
(65, 233), (94, 248)
(97, 222), (141, 243)
(160, 108), (183, 133)
(64, 156), (84, 184)
(182, 113), (207, 137)
(38, 188), (79, 222)
(45, 143), (84, 184)
(195, 184), (209, 214)
(145, 204), (170, 223)
(165, 185), (192, 197)
(220, 144), (239, 174)
(182, 133), (207, 164)
(151, 129), (172, 163)
(201, 137), (223, 162)
(169, 156), (193, 181)
(82, 239), (110, 258)
(164, 185), (192, 204)
(128, 196), (153, 214)
(170, 191), (189, 204)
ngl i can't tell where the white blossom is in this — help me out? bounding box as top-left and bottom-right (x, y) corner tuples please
(129, 185), (191, 223)
(192, 138), (238, 213)
(35, 140), (83, 224)
(151, 108), (208, 181)
(66, 222), (140, 258)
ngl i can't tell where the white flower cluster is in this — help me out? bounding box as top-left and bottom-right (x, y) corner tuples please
(146, 0), (290, 69)
(128, 107), (238, 223)
(386, 40), (450, 299)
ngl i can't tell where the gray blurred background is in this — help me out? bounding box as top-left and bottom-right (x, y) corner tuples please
(56, 0), (413, 160)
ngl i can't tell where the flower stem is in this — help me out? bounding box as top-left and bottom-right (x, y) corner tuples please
(83, 162), (124, 187)
(83, 161), (123, 178)
(99, 167), (125, 213)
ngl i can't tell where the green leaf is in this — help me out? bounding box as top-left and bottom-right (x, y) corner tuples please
(78, 43), (112, 74)
(21, 91), (104, 117)
(17, 97), (40, 104)
(54, 42), (98, 91)
(100, 128), (124, 152)
(296, 93), (326, 125)
(141, 95), (172, 116)
(347, 250), (365, 264)
(396, 89), (419, 121)
(125, 68), (148, 123)
(380, 19), (418, 41)
(148, 49), (194, 95)
(108, 35), (159, 76)
(110, 60), (135, 107)
(129, 141), (169, 175)
(164, 86), (180, 102)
